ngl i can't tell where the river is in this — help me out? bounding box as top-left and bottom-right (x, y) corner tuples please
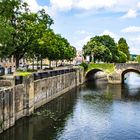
(0, 72), (140, 140)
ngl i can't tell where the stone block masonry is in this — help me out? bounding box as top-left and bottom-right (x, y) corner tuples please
(0, 68), (84, 133)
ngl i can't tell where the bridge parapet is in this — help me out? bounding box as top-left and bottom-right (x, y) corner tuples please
(109, 63), (140, 84)
(115, 63), (140, 70)
(86, 63), (140, 84)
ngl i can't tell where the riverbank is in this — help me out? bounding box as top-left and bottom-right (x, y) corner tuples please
(0, 68), (84, 133)
(1, 76), (140, 140)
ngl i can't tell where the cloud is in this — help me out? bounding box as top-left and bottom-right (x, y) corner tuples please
(121, 9), (139, 19)
(131, 35), (140, 43)
(130, 47), (140, 54)
(24, 0), (53, 15)
(75, 30), (118, 49)
(74, 35), (92, 48)
(50, 0), (74, 11)
(127, 35), (140, 54)
(100, 30), (119, 41)
(49, 0), (139, 13)
(121, 26), (140, 33)
(76, 0), (117, 10)
(77, 30), (88, 35)
(49, 0), (117, 11)
(24, 0), (40, 12)
(25, 0), (140, 18)
(76, 30), (93, 35)
(137, 2), (140, 8)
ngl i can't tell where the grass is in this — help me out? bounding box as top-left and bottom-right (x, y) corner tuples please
(87, 63), (115, 74)
(15, 72), (32, 76)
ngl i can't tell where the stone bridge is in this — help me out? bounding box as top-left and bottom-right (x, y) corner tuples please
(86, 63), (140, 84)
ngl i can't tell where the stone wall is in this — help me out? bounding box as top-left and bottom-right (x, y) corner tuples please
(0, 68), (84, 133)
(0, 88), (15, 133)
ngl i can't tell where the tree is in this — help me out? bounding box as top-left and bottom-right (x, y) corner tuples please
(38, 30), (76, 67)
(118, 51), (127, 63)
(118, 38), (130, 60)
(0, 17), (13, 47)
(136, 55), (140, 63)
(83, 40), (102, 62)
(0, 0), (53, 68)
(64, 45), (76, 61)
(93, 45), (112, 62)
(83, 35), (117, 62)
(93, 35), (118, 62)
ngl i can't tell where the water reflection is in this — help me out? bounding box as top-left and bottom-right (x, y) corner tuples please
(124, 72), (140, 85)
(1, 73), (140, 140)
(0, 87), (79, 140)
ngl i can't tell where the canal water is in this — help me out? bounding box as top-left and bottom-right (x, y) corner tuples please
(1, 72), (140, 140)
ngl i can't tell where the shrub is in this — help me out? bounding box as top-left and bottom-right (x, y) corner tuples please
(80, 62), (88, 71)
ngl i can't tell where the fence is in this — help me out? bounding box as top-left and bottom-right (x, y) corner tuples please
(15, 68), (76, 85)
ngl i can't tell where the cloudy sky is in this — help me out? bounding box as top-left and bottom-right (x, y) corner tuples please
(25, 0), (140, 54)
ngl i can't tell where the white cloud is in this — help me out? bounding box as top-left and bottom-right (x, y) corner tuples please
(76, 30), (93, 35)
(100, 30), (119, 41)
(76, 0), (117, 10)
(130, 47), (140, 54)
(137, 2), (140, 8)
(49, 0), (139, 12)
(49, 0), (117, 11)
(24, 0), (39, 12)
(50, 0), (74, 11)
(25, 0), (140, 17)
(131, 35), (140, 43)
(74, 35), (91, 48)
(121, 26), (140, 33)
(77, 30), (88, 35)
(127, 35), (140, 54)
(121, 9), (139, 19)
(24, 0), (53, 15)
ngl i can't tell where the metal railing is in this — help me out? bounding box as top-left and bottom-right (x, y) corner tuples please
(34, 69), (76, 81)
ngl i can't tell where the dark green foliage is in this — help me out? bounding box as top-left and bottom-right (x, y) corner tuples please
(136, 55), (140, 63)
(83, 35), (130, 63)
(0, 0), (76, 69)
(83, 35), (117, 63)
(80, 62), (88, 71)
(118, 38), (130, 60)
(117, 51), (127, 63)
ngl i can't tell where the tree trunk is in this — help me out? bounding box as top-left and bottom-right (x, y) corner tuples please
(15, 57), (20, 70)
(32, 58), (34, 70)
(37, 57), (39, 69)
(49, 60), (51, 68)
(56, 61), (58, 67)
(62, 60), (64, 66)
(41, 58), (43, 69)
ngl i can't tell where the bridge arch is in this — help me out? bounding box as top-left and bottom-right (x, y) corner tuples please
(121, 68), (140, 83)
(85, 69), (105, 81)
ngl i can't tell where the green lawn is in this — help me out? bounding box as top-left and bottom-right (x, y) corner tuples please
(87, 63), (115, 74)
(15, 72), (32, 77)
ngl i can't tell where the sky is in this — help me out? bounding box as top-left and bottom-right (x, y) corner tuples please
(25, 0), (140, 54)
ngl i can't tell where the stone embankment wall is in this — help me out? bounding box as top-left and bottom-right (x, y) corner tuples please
(0, 68), (84, 133)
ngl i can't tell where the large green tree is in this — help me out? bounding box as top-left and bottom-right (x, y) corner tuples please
(136, 55), (140, 63)
(118, 51), (127, 63)
(37, 30), (76, 67)
(93, 35), (118, 62)
(0, 0), (53, 68)
(92, 45), (112, 62)
(118, 38), (130, 60)
(83, 40), (101, 62)
(83, 35), (118, 62)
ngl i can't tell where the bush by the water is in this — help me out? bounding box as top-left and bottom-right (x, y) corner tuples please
(80, 62), (88, 71)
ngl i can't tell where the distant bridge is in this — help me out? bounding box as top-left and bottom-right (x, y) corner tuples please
(86, 63), (140, 84)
